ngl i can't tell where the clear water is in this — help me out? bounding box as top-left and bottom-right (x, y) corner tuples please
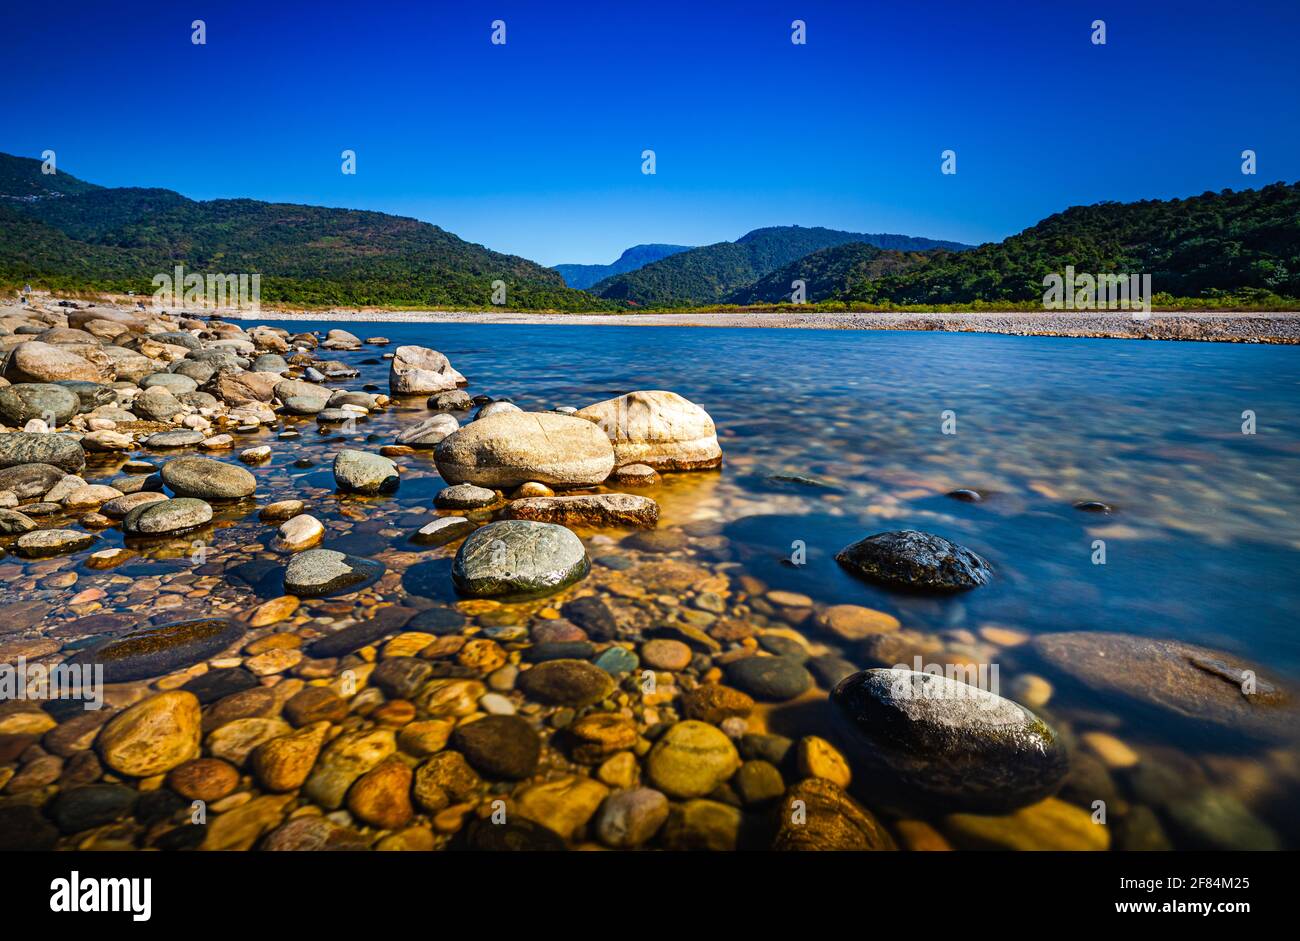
(8, 320), (1299, 849)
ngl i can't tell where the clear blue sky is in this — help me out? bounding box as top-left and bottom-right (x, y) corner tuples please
(2, 0), (1297, 265)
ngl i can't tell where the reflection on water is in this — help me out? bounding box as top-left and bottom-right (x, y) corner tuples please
(4, 322), (1298, 850)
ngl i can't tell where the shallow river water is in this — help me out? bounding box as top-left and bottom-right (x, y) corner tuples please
(5, 321), (1299, 850)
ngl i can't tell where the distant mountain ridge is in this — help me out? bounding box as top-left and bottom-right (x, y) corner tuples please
(554, 243), (693, 289)
(590, 225), (971, 306)
(0, 152), (606, 310)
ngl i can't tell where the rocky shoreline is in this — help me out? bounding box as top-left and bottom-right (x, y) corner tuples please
(1, 298), (1295, 852)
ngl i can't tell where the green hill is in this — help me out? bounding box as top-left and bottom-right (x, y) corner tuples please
(590, 226), (970, 306)
(0, 153), (607, 310)
(726, 242), (935, 304)
(847, 183), (1300, 305)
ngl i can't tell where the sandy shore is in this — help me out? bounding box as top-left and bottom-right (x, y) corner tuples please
(236, 307), (1300, 343)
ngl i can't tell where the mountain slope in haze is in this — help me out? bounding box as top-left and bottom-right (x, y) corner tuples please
(726, 242), (936, 304)
(590, 225), (971, 306)
(0, 153), (608, 310)
(554, 243), (692, 289)
(847, 182), (1300, 304)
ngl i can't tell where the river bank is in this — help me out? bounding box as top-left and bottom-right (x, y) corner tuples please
(230, 307), (1300, 343)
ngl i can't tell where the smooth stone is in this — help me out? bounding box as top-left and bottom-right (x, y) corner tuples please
(80, 430), (133, 452)
(262, 816), (369, 851)
(275, 514), (324, 551)
(68, 617), (245, 683)
(122, 497), (213, 536)
(0, 382), (81, 426)
(836, 530), (992, 592)
(132, 386), (184, 421)
(525, 640), (596, 662)
(347, 759), (414, 829)
(660, 799), (743, 851)
(645, 720), (742, 799)
(514, 776), (609, 840)
(96, 691), (202, 777)
(48, 784), (138, 834)
(773, 778), (897, 850)
(427, 390), (473, 410)
(4, 341), (110, 383)
(434, 411), (615, 488)
(594, 787), (670, 848)
(161, 456), (256, 500)
(0, 434), (86, 473)
(451, 520), (590, 598)
(734, 759), (786, 805)
(371, 657), (435, 700)
(593, 646), (639, 675)
(561, 595), (618, 640)
(180, 667), (259, 704)
(451, 715), (541, 779)
(682, 684), (755, 724)
(816, 604), (901, 640)
(206, 717), (293, 767)
(574, 390), (723, 470)
(413, 751), (481, 811)
(945, 797), (1110, 851)
(830, 668), (1069, 814)
(140, 372), (198, 395)
(388, 345), (465, 395)
(145, 429), (206, 448)
(517, 659), (614, 706)
(724, 656), (813, 702)
(259, 500), (305, 521)
(1031, 631), (1293, 738)
(283, 549), (386, 598)
(1163, 790), (1281, 851)
(503, 493), (660, 529)
(608, 463), (661, 487)
(333, 449), (399, 495)
(396, 414), (459, 448)
(641, 638), (693, 671)
(15, 528), (95, 558)
(434, 483), (498, 509)
(304, 606), (417, 657)
(167, 758), (240, 802)
(412, 516), (475, 547)
(302, 728), (396, 809)
(0, 508), (37, 535)
(474, 399), (522, 420)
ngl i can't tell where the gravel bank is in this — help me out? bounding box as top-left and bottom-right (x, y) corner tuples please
(238, 308), (1300, 343)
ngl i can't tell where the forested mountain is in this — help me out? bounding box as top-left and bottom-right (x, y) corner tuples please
(554, 243), (692, 289)
(590, 225), (969, 306)
(0, 153), (607, 309)
(726, 242), (935, 304)
(846, 183), (1300, 304)
(4, 151), (1295, 310)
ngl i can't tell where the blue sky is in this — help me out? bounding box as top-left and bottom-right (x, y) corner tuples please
(2, 0), (1298, 265)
